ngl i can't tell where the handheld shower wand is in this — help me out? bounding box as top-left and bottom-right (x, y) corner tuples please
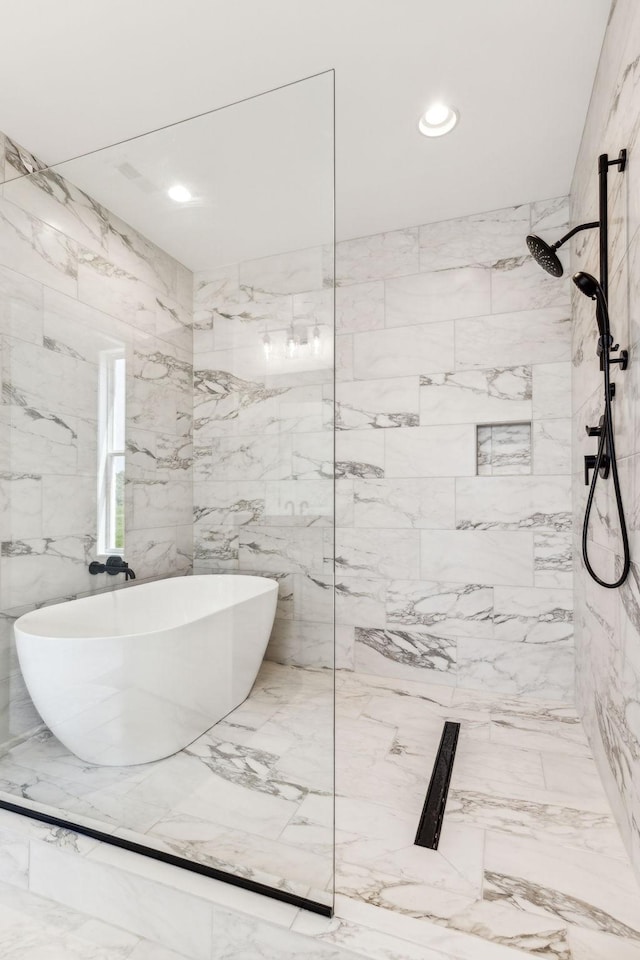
(573, 271), (630, 589)
(527, 150), (629, 588)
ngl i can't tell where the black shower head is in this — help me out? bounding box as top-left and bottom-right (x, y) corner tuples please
(573, 271), (608, 338)
(526, 234), (564, 277)
(572, 271), (599, 299)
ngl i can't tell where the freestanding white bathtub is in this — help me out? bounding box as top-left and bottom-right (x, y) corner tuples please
(14, 575), (278, 766)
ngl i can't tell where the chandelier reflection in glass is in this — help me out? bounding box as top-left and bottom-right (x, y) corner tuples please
(262, 323), (322, 361)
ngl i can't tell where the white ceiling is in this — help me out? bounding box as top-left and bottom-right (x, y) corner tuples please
(0, 0), (610, 267)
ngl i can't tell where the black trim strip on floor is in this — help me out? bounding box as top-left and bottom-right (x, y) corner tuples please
(0, 797), (332, 917)
(414, 720), (460, 850)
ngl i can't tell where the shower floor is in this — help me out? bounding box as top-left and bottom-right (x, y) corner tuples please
(0, 663), (638, 959)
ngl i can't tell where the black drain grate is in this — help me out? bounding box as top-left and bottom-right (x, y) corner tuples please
(414, 720), (460, 850)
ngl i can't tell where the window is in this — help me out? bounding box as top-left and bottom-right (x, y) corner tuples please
(98, 348), (126, 555)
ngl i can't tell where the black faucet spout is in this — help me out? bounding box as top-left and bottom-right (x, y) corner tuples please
(89, 556), (136, 581)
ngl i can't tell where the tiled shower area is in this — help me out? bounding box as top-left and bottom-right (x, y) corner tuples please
(0, 4), (639, 960)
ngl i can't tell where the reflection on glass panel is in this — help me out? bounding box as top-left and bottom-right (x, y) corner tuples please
(98, 348), (126, 555)
(0, 71), (335, 912)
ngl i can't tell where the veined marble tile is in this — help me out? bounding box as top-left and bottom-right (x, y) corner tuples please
(133, 340), (191, 390)
(336, 479), (355, 527)
(494, 586), (573, 644)
(0, 472), (42, 541)
(42, 475), (94, 537)
(385, 424), (476, 477)
(483, 831), (640, 938)
(0, 195), (78, 296)
(206, 909), (362, 960)
(336, 334), (353, 382)
(267, 620), (334, 669)
(491, 255), (571, 314)
(29, 843), (213, 960)
(127, 528), (189, 579)
(336, 528), (420, 580)
(0, 263), (43, 345)
(454, 308), (571, 369)
(0, 535), (92, 608)
(239, 246), (323, 296)
(541, 753), (612, 803)
(197, 435), (292, 482)
(42, 287), (130, 364)
(238, 526), (326, 575)
(450, 738), (546, 793)
(353, 322), (454, 379)
(3, 135), (48, 179)
(530, 196), (569, 234)
(295, 574), (334, 624)
(476, 423), (531, 476)
(193, 366), (287, 438)
(292, 433), (334, 481)
(385, 266), (491, 327)
(420, 367), (532, 426)
(154, 294), (192, 353)
(3, 161), (109, 256)
(128, 378), (178, 433)
(534, 532), (573, 588)
(353, 478), (455, 529)
(455, 476), (571, 531)
(532, 419), (572, 474)
(335, 578), (386, 627)
(418, 204), (529, 271)
(193, 264), (239, 323)
(336, 377), (419, 430)
(569, 926), (640, 959)
(354, 627), (456, 681)
(420, 530), (534, 586)
(3, 335), (91, 420)
(194, 529), (239, 568)
(532, 362), (572, 419)
(77, 249), (156, 331)
(131, 479), (192, 528)
(336, 280), (384, 334)
(336, 228), (419, 285)
(386, 580), (493, 639)
(107, 210), (178, 299)
(331, 895), (544, 960)
(457, 637), (574, 699)
(265, 479), (333, 524)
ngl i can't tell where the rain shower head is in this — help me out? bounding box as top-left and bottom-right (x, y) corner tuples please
(526, 234), (564, 277)
(526, 221), (599, 278)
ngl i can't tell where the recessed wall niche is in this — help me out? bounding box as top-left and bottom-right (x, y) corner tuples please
(476, 422), (532, 475)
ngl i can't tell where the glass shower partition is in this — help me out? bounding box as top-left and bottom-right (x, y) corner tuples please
(0, 71), (335, 912)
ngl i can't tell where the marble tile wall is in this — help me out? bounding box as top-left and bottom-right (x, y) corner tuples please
(334, 198), (573, 700)
(197, 199), (574, 698)
(0, 133), (194, 746)
(191, 253), (334, 668)
(570, 0), (640, 882)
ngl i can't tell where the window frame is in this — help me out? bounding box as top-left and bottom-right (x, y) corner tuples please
(97, 348), (126, 557)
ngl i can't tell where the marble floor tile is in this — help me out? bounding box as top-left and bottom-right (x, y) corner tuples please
(0, 879), (193, 960)
(0, 662), (638, 960)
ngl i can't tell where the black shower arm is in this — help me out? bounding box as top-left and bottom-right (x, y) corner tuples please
(552, 221), (600, 251)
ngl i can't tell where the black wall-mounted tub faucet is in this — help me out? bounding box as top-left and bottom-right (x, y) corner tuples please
(89, 556), (137, 581)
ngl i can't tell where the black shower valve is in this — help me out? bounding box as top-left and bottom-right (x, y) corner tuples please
(584, 453), (610, 485)
(585, 425), (602, 437)
(584, 455), (597, 485)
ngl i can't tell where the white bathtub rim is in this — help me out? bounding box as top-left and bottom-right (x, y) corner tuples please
(13, 574), (279, 642)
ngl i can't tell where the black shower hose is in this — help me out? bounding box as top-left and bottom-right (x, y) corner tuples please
(582, 339), (631, 588)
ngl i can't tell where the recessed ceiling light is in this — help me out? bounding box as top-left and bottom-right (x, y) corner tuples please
(167, 184), (192, 202)
(418, 103), (459, 138)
